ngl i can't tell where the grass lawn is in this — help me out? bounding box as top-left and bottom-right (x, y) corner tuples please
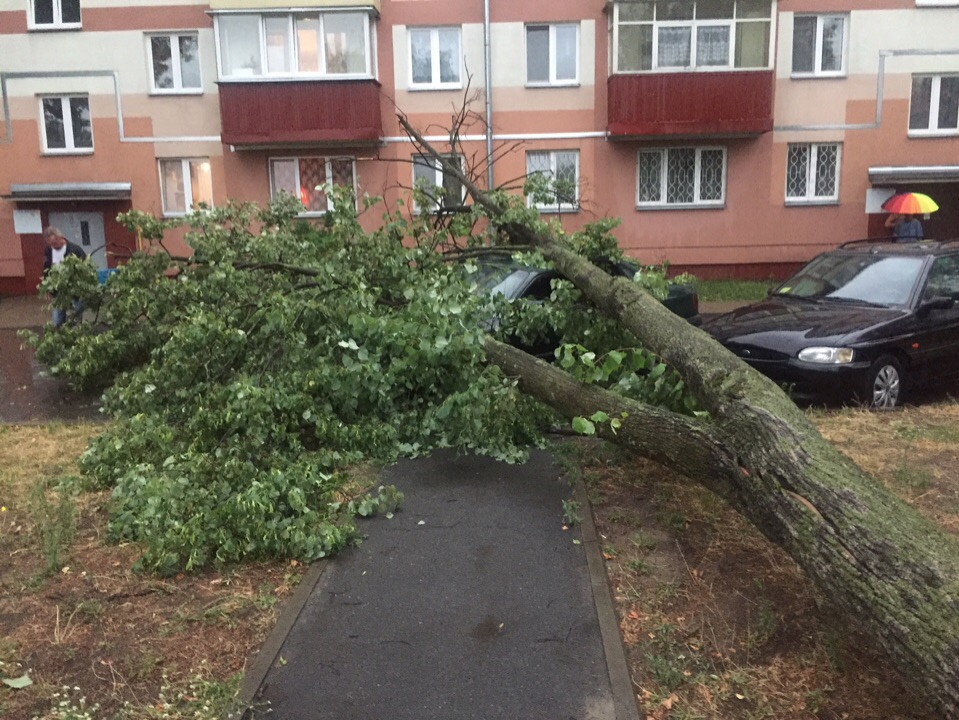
(2, 396), (958, 719)
(695, 278), (778, 303)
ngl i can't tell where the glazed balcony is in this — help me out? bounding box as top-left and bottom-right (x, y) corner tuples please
(218, 80), (383, 147)
(607, 71), (774, 139)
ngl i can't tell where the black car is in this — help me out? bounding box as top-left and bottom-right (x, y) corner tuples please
(703, 240), (959, 408)
(464, 251), (700, 319)
(458, 250), (701, 357)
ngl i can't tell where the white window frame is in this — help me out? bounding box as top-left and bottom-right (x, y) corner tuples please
(269, 156), (357, 216)
(214, 11), (374, 81)
(525, 150), (581, 213)
(39, 95), (93, 155)
(525, 23), (580, 87)
(147, 33), (203, 95)
(159, 158), (214, 216)
(408, 26), (463, 90)
(790, 14), (848, 78)
(411, 154), (465, 214)
(784, 143), (842, 205)
(909, 74), (959, 136)
(635, 147), (727, 209)
(29, 0), (81, 30)
(611, 1), (772, 73)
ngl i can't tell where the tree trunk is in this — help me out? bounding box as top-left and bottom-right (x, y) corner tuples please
(397, 114), (959, 715)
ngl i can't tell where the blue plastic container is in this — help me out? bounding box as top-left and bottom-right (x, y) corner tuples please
(97, 268), (118, 285)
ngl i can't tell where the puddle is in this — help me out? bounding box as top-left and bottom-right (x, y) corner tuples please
(0, 328), (103, 423)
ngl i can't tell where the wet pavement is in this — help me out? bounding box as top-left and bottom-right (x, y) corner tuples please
(0, 296), (103, 423)
(242, 450), (639, 720)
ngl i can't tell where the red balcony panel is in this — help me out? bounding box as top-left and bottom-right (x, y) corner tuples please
(607, 71), (774, 139)
(219, 80), (383, 146)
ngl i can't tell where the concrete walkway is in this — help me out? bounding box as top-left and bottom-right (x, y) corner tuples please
(239, 450), (640, 720)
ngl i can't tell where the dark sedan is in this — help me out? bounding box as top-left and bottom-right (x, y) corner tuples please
(456, 250), (701, 357)
(703, 240), (959, 408)
(465, 252), (700, 320)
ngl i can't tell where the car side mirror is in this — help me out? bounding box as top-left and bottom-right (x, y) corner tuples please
(918, 295), (956, 316)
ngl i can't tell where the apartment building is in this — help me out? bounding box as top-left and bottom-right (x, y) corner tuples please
(1, 0), (958, 295)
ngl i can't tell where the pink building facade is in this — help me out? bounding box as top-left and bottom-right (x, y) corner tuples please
(2, 0), (958, 294)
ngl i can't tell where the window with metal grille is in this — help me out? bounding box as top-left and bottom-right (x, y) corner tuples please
(525, 150), (580, 212)
(612, 0), (771, 73)
(269, 157), (356, 215)
(785, 143), (840, 203)
(909, 75), (959, 135)
(791, 14), (847, 77)
(636, 147), (725, 207)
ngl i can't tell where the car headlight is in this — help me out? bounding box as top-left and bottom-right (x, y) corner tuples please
(798, 347), (855, 364)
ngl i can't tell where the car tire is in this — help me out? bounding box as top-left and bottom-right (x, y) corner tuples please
(863, 355), (904, 409)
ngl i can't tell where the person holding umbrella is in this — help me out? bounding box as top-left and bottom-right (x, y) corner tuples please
(882, 191), (938, 242)
(885, 212), (923, 241)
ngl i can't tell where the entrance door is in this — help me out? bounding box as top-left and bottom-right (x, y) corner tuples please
(48, 212), (107, 270)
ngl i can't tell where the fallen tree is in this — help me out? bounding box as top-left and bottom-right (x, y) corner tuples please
(399, 116), (959, 715)
(26, 116), (959, 714)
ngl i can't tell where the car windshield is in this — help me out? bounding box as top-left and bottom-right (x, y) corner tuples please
(463, 256), (540, 298)
(774, 254), (926, 307)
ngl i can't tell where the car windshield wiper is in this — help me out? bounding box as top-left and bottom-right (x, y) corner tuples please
(773, 292), (822, 303)
(819, 295), (889, 308)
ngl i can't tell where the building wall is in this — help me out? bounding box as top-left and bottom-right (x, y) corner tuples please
(3, 0), (959, 293)
(0, 0), (222, 290)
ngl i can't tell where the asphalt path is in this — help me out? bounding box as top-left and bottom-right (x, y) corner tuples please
(241, 449), (639, 720)
(0, 327), (102, 423)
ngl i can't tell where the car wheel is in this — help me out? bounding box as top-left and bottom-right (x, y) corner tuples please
(863, 355), (903, 409)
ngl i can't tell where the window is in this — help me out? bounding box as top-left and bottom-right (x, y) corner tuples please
(159, 159), (214, 215)
(409, 27), (461, 89)
(791, 14), (847, 77)
(910, 75), (959, 135)
(412, 155), (464, 213)
(613, 0), (771, 73)
(525, 150), (579, 212)
(785, 143), (841, 203)
(148, 34), (202, 93)
(40, 96), (92, 154)
(526, 24), (579, 86)
(270, 157), (356, 214)
(30, 0), (80, 28)
(636, 147), (725, 207)
(217, 12), (372, 79)
(923, 255), (959, 300)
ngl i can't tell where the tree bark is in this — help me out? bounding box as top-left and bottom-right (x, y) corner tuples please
(398, 114), (959, 715)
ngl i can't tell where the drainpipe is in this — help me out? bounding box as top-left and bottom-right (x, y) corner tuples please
(484, 0), (494, 189)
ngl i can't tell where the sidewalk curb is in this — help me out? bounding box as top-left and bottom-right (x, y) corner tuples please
(234, 559), (331, 719)
(576, 480), (643, 720)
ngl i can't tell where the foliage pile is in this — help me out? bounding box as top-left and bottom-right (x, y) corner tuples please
(26, 190), (697, 574)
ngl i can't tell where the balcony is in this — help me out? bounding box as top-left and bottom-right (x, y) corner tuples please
(219, 80), (383, 147)
(607, 71), (774, 139)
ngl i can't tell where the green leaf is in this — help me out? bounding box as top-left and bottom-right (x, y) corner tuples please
(572, 417), (596, 435)
(2, 674), (33, 689)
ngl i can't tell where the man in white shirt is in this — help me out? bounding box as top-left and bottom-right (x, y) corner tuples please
(42, 226), (87, 327)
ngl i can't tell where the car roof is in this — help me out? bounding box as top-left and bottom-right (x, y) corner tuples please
(834, 238), (959, 256)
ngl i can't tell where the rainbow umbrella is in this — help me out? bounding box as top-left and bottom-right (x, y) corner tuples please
(881, 192), (939, 214)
